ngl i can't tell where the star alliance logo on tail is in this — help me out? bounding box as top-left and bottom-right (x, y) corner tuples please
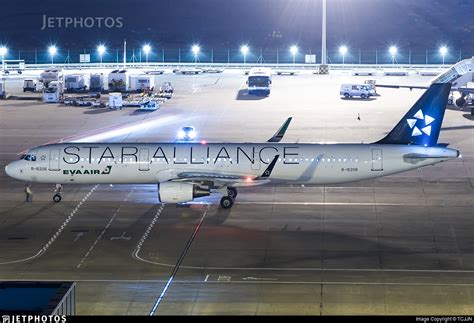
(406, 109), (435, 137)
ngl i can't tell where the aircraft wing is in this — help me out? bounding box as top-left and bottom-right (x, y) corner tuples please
(377, 84), (474, 95)
(455, 87), (474, 94)
(171, 155), (280, 187)
(377, 84), (428, 90)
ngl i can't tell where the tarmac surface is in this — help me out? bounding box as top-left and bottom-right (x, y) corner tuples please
(0, 70), (473, 315)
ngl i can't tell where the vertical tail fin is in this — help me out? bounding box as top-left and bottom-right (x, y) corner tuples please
(377, 83), (451, 146)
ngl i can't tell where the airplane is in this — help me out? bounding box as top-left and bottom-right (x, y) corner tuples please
(5, 83), (459, 209)
(377, 57), (474, 108)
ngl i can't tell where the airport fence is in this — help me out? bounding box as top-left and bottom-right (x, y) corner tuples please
(2, 48), (471, 66)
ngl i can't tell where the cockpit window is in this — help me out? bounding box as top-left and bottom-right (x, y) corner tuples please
(23, 154), (36, 161)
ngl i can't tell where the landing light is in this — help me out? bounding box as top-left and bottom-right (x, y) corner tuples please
(188, 131), (197, 139)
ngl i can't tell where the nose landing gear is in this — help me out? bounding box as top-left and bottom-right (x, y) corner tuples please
(53, 184), (62, 203)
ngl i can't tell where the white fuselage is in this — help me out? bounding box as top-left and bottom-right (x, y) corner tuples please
(5, 143), (459, 186)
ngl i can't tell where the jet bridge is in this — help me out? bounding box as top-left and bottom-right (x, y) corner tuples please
(431, 57), (473, 87)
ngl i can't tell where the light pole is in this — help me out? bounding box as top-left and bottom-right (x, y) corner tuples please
(97, 45), (106, 66)
(191, 44), (200, 64)
(143, 44), (151, 64)
(389, 46), (397, 65)
(439, 46), (448, 66)
(339, 45), (348, 66)
(321, 0), (327, 65)
(240, 45), (249, 65)
(48, 45), (57, 65)
(290, 45), (298, 65)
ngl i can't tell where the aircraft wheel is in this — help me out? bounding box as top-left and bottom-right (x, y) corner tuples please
(220, 196), (234, 209)
(53, 194), (62, 203)
(227, 187), (238, 199)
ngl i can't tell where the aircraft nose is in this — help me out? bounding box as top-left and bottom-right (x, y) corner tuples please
(5, 161), (21, 179)
(5, 164), (12, 177)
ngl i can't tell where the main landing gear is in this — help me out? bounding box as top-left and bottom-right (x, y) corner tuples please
(219, 186), (238, 209)
(53, 184), (62, 203)
(220, 196), (234, 209)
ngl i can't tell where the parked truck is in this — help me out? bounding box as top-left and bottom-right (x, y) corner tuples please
(129, 74), (155, 92)
(43, 81), (63, 103)
(39, 69), (63, 87)
(108, 70), (129, 92)
(64, 74), (90, 92)
(23, 79), (38, 92)
(90, 73), (104, 92)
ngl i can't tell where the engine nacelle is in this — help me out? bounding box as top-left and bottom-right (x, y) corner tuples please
(455, 97), (467, 108)
(158, 182), (210, 203)
(453, 92), (468, 108)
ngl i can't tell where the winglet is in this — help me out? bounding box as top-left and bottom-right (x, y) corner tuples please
(256, 155), (279, 179)
(267, 117), (292, 142)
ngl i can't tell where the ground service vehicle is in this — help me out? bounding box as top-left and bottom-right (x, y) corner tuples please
(340, 84), (376, 99)
(23, 79), (38, 92)
(247, 67), (272, 95)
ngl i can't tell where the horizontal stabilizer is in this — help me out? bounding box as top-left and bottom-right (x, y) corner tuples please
(256, 155), (279, 179)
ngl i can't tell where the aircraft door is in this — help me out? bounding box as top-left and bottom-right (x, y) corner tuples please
(251, 152), (261, 170)
(139, 149), (150, 171)
(49, 149), (60, 171)
(371, 148), (383, 171)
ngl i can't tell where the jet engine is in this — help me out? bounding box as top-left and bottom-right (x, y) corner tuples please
(453, 92), (468, 108)
(158, 182), (210, 203)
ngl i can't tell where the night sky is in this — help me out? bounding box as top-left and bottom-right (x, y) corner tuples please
(0, 0), (473, 51)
